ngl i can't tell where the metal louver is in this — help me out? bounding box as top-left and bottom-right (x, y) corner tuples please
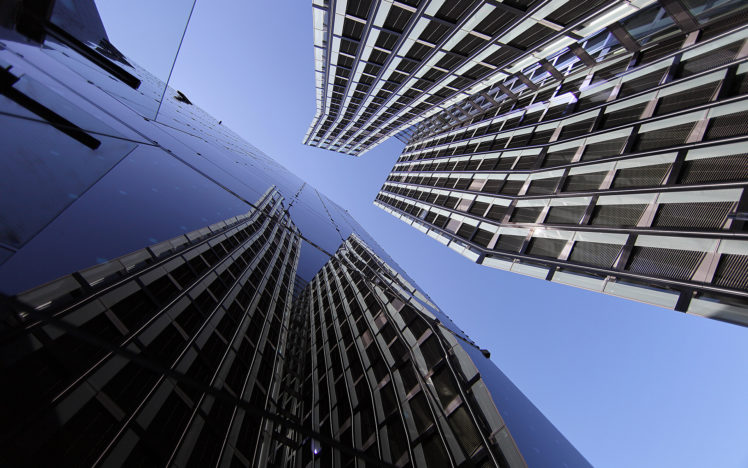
(514, 155), (538, 169)
(510, 207), (543, 223)
(495, 235), (525, 252)
(456, 223), (476, 240)
(627, 247), (704, 280)
(568, 241), (623, 267)
(713, 254), (748, 290)
(678, 154), (748, 183)
(546, 205), (587, 224)
(618, 70), (668, 98)
(500, 180), (524, 195)
(481, 179), (504, 193)
(582, 137), (628, 161)
(638, 34), (686, 65)
(611, 163), (671, 188)
(486, 205), (507, 221)
(676, 40), (743, 78)
(633, 122), (696, 152)
(654, 81), (720, 116)
(652, 201), (735, 229)
(601, 102), (648, 129)
(564, 171), (607, 191)
(559, 120), (595, 139)
(590, 204), (648, 226)
(473, 229), (494, 247)
(527, 178), (560, 195)
(543, 148), (578, 167)
(704, 110), (748, 141)
(526, 238), (567, 258)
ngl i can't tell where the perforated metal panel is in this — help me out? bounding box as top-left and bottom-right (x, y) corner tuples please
(506, 132), (533, 148)
(601, 102), (648, 129)
(568, 242), (622, 267)
(634, 122), (695, 152)
(543, 148), (577, 167)
(654, 81), (719, 116)
(454, 178), (472, 190)
(543, 104), (570, 120)
(713, 254), (748, 290)
(611, 163), (670, 188)
(545, 205), (587, 224)
(704, 110), (748, 141)
(474, 180), (499, 196)
(501, 179), (524, 195)
(548, 0), (611, 25)
(676, 40), (743, 78)
(457, 223), (476, 240)
(590, 204), (647, 226)
(591, 61), (629, 84)
(514, 155), (538, 169)
(470, 201), (490, 216)
(563, 171), (607, 191)
(433, 214), (450, 228)
(619, 70), (667, 98)
(733, 72), (748, 95)
(510, 207), (543, 223)
(465, 159), (482, 170)
(627, 246), (704, 280)
(486, 205), (508, 221)
(638, 34), (685, 65)
(559, 119), (595, 140)
(528, 129), (555, 145)
(526, 178), (560, 195)
(582, 137), (628, 161)
(495, 157), (516, 170)
(652, 201), (734, 229)
(449, 406), (484, 456)
(495, 235), (525, 252)
(473, 229), (494, 247)
(526, 238), (567, 258)
(678, 154), (748, 183)
(522, 111), (544, 126)
(576, 89), (611, 111)
(698, 11), (747, 40)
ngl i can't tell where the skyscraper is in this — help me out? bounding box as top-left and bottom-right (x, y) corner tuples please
(304, 0), (748, 324)
(0, 1), (590, 466)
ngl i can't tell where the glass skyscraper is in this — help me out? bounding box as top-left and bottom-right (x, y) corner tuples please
(0, 1), (590, 466)
(304, 0), (748, 324)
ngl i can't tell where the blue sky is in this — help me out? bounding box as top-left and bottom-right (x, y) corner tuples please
(97, 1), (748, 466)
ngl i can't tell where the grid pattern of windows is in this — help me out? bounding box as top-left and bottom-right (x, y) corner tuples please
(0, 3), (597, 464)
(374, 4), (748, 323)
(1, 211), (530, 467)
(273, 234), (525, 467)
(305, 0), (722, 155)
(3, 190), (303, 467)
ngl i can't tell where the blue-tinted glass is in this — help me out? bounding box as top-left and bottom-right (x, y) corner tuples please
(462, 345), (593, 468)
(0, 143), (249, 293)
(47, 0), (196, 119)
(0, 113), (136, 249)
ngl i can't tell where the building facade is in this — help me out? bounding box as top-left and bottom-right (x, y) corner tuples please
(302, 0), (748, 323)
(0, 1), (589, 467)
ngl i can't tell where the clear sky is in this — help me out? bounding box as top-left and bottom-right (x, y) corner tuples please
(97, 1), (748, 466)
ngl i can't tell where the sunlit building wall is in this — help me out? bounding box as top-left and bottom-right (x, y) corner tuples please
(300, 0), (748, 323)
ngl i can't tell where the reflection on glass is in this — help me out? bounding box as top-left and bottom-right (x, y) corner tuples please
(43, 0), (196, 119)
(0, 2), (591, 466)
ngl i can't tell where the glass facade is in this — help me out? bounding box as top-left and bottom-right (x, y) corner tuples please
(0, 1), (589, 466)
